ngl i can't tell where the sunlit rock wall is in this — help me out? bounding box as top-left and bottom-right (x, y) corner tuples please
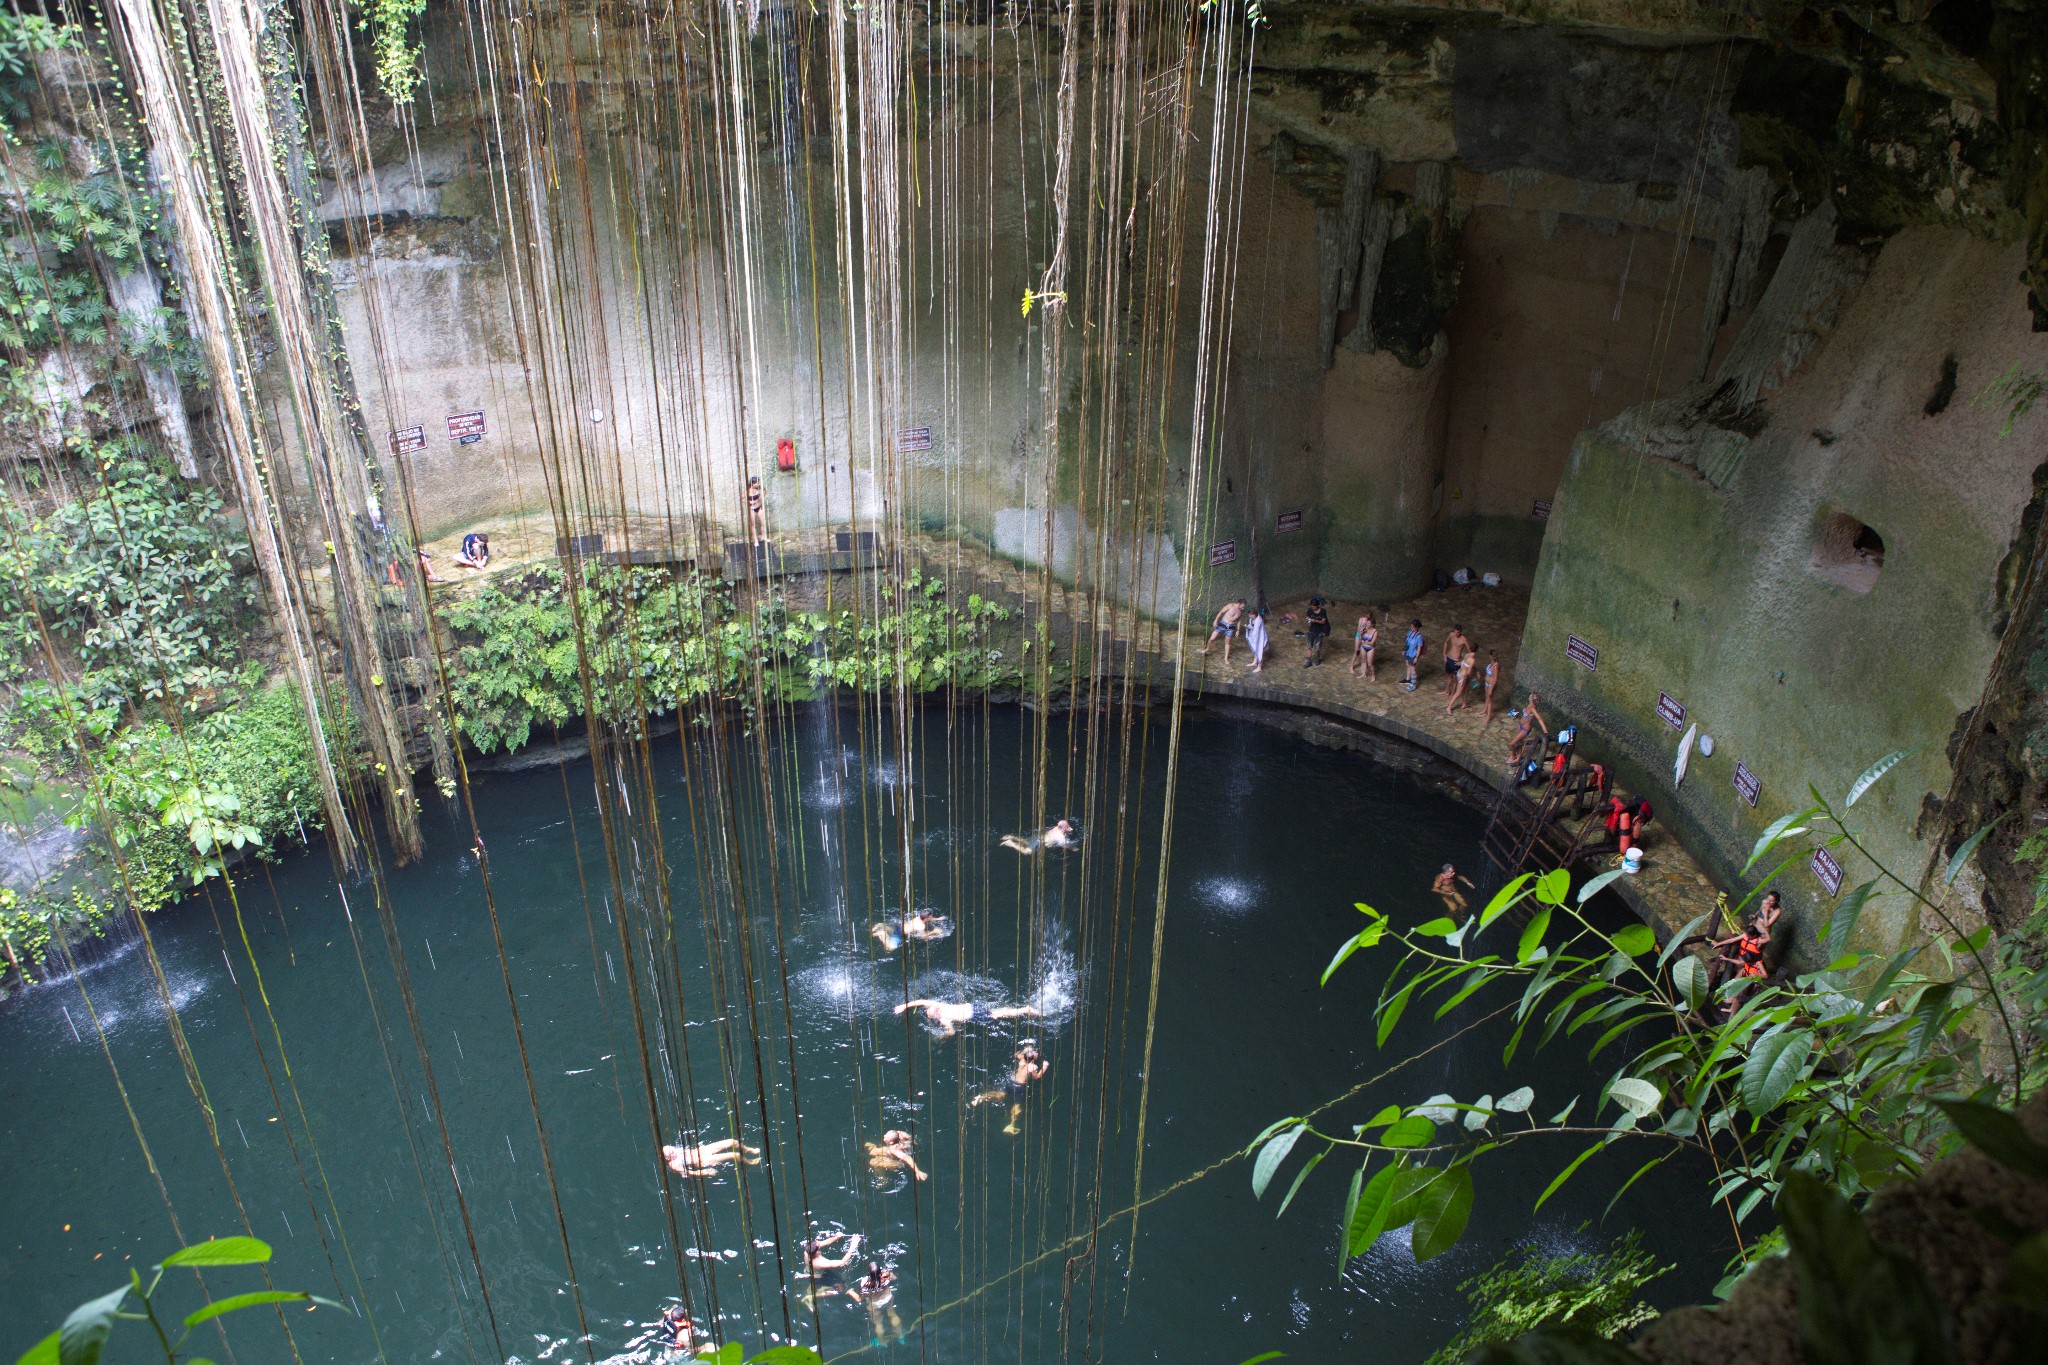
(1522, 228), (2046, 950)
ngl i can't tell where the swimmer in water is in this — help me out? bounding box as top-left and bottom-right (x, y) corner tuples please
(660, 1304), (698, 1353)
(1000, 818), (1075, 854)
(1432, 864), (1474, 916)
(971, 1044), (1049, 1135)
(894, 998), (1041, 1039)
(798, 1230), (862, 1308)
(871, 910), (952, 952)
(865, 1128), (928, 1182)
(661, 1137), (762, 1177)
(856, 1262), (904, 1344)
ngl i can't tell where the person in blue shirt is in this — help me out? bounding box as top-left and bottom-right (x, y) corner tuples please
(1403, 619), (1425, 691)
(453, 530), (490, 570)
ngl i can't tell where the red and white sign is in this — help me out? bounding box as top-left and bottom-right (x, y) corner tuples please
(1733, 762), (1762, 808)
(1811, 846), (1844, 898)
(390, 425), (426, 455)
(1276, 509), (1303, 534)
(1208, 540), (1236, 567)
(1656, 692), (1687, 730)
(447, 410), (487, 443)
(1566, 634), (1598, 671)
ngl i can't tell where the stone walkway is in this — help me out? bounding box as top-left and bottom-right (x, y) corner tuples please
(412, 515), (1723, 936)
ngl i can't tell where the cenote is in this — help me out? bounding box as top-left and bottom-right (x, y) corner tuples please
(0, 708), (1727, 1362)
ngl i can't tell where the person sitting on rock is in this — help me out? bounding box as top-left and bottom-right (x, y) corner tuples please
(453, 531), (491, 570)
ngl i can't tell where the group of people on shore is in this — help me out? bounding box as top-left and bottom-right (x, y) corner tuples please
(1202, 598), (1505, 722)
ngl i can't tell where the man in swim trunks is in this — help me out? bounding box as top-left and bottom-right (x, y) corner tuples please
(798, 1230), (862, 1308)
(1202, 599), (1248, 663)
(864, 1128), (929, 1182)
(894, 998), (1041, 1039)
(870, 910), (952, 952)
(1442, 625), (1470, 698)
(663, 1137), (763, 1177)
(1001, 818), (1075, 853)
(971, 1044), (1049, 1134)
(660, 1303), (699, 1353)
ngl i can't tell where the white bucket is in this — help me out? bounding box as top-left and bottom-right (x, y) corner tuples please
(1622, 847), (1644, 874)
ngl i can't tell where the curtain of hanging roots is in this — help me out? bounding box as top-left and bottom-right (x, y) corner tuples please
(22, 1), (1270, 1360)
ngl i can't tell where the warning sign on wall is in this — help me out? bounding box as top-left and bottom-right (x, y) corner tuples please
(1656, 692), (1687, 730)
(390, 425), (426, 455)
(1208, 540), (1237, 567)
(1276, 509), (1303, 534)
(1811, 846), (1844, 897)
(447, 410), (487, 444)
(1733, 761), (1762, 808)
(1566, 634), (1598, 670)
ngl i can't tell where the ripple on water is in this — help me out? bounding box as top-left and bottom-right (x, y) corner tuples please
(788, 952), (893, 1023)
(1195, 873), (1264, 919)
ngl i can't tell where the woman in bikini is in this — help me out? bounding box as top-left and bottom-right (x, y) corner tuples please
(1350, 613), (1378, 682)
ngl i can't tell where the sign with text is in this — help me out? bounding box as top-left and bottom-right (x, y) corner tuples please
(1566, 634), (1599, 671)
(1812, 846), (1844, 898)
(1208, 540), (1236, 567)
(390, 425), (426, 456)
(1276, 509), (1303, 534)
(447, 410), (487, 443)
(1532, 498), (1552, 520)
(1657, 691), (1687, 730)
(1733, 761), (1762, 808)
(897, 425), (933, 453)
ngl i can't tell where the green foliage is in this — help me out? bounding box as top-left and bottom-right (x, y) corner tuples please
(11, 1235), (339, 1365)
(441, 567), (1018, 754)
(1422, 1229), (1666, 1365)
(1978, 364), (2044, 438)
(1251, 747), (2022, 1292)
(0, 444), (253, 703)
(356, 0), (430, 104)
(0, 10), (68, 126)
(0, 886), (113, 985)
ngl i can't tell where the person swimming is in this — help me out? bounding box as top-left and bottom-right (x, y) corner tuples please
(1001, 818), (1076, 854)
(870, 909), (955, 952)
(893, 998), (1041, 1039)
(1432, 863), (1475, 916)
(864, 1128), (928, 1182)
(659, 1303), (699, 1353)
(798, 1229), (862, 1308)
(661, 1137), (762, 1177)
(856, 1261), (904, 1344)
(971, 1044), (1049, 1135)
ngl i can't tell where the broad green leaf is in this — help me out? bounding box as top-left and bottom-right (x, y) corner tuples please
(1548, 1097), (1578, 1125)
(1845, 748), (1914, 807)
(160, 1237), (272, 1269)
(748, 1348), (826, 1365)
(1576, 867), (1627, 905)
(1464, 1095), (1494, 1132)
(1322, 923), (1384, 986)
(1661, 1106), (1699, 1138)
(1247, 1116), (1301, 1147)
(1906, 981), (1958, 1057)
(1745, 806), (1820, 873)
(1534, 1142), (1603, 1211)
(1495, 1086), (1534, 1114)
(16, 1332), (59, 1365)
(1377, 978), (1420, 1046)
(1534, 869), (1570, 906)
(1276, 1149), (1325, 1219)
(1346, 1162), (1401, 1257)
(1606, 1077), (1662, 1118)
(57, 1285), (129, 1365)
(1233, 1356), (1287, 1365)
(1358, 1105), (1401, 1131)
(183, 1292), (310, 1328)
(1478, 873), (1533, 930)
(1739, 1027), (1813, 1115)
(1658, 912), (1713, 975)
(1933, 1100), (2048, 1180)
(1252, 1125), (1305, 1199)
(1413, 917), (1459, 938)
(1338, 1165), (1366, 1266)
(1516, 909), (1552, 965)
(1670, 955), (1707, 1012)
(1413, 1094), (1459, 1123)
(1410, 1166), (1475, 1261)
(1944, 816), (2008, 887)
(1380, 1115), (1437, 1148)
(1610, 924), (1655, 957)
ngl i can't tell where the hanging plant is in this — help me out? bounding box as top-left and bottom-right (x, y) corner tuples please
(357, 0), (430, 105)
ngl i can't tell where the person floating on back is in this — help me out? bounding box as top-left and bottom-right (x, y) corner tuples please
(662, 1137), (762, 1177)
(1202, 599), (1247, 663)
(972, 1044), (1049, 1135)
(1001, 818), (1075, 853)
(894, 998), (1041, 1039)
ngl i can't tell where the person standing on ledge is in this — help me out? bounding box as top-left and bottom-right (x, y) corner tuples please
(1448, 647), (1477, 715)
(746, 474), (767, 544)
(1509, 693), (1548, 765)
(972, 1044), (1050, 1134)
(1482, 650), (1502, 727)
(1442, 624), (1470, 698)
(1351, 612), (1378, 682)
(1303, 596), (1331, 667)
(1246, 607), (1270, 672)
(1202, 598), (1247, 663)
(1402, 619), (1425, 691)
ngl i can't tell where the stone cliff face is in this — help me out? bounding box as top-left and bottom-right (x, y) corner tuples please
(175, 2), (2048, 928)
